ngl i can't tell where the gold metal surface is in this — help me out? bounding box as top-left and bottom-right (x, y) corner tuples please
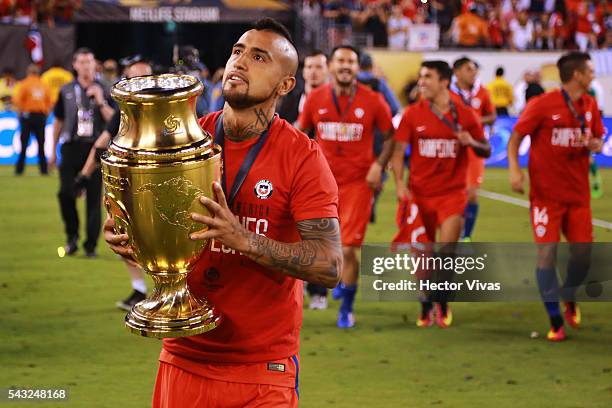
(101, 74), (221, 338)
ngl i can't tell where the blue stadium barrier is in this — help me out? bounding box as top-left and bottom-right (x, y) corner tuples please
(0, 111), (610, 167)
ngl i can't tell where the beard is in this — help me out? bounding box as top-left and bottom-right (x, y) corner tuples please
(334, 73), (355, 88)
(222, 83), (276, 110)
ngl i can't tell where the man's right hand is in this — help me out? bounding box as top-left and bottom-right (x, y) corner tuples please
(48, 152), (56, 169)
(396, 182), (409, 201)
(509, 168), (525, 194)
(103, 216), (138, 266)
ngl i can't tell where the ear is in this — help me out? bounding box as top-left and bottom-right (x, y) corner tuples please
(277, 76), (296, 97)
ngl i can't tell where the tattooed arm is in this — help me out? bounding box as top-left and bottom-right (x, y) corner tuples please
(190, 182), (342, 288)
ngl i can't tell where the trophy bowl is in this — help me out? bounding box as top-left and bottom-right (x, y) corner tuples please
(101, 74), (221, 338)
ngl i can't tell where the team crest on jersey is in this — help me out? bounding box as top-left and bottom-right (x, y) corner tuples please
(471, 98), (482, 109)
(254, 179), (273, 199)
(585, 111), (592, 121)
(354, 108), (365, 118)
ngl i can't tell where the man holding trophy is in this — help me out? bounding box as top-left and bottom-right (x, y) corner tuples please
(103, 19), (342, 407)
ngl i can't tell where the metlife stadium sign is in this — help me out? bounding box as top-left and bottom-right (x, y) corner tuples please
(0, 111), (611, 166)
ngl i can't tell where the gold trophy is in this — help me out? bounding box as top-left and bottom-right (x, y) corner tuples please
(101, 74), (221, 338)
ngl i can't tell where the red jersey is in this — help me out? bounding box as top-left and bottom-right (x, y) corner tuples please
(162, 112), (339, 364)
(298, 82), (393, 185)
(394, 93), (485, 197)
(451, 83), (495, 119)
(513, 89), (604, 205)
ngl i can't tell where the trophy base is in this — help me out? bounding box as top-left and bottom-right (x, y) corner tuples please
(124, 272), (221, 338)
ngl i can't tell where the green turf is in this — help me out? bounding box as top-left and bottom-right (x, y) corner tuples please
(1, 166), (611, 407)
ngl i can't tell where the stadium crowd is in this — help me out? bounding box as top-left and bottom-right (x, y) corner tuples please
(300, 0), (612, 50)
(0, 0), (80, 26)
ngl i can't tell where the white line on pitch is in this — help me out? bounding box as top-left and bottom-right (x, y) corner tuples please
(479, 190), (612, 230)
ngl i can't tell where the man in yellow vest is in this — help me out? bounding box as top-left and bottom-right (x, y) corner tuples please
(487, 67), (513, 116)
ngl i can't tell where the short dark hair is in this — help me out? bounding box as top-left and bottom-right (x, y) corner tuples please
(453, 56), (473, 70)
(421, 60), (452, 82)
(252, 18), (294, 47)
(305, 49), (326, 60)
(329, 45), (360, 62)
(557, 52), (591, 83)
(73, 47), (94, 60)
(496, 67), (504, 76)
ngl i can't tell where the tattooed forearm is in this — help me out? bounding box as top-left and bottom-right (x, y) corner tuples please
(244, 218), (342, 288)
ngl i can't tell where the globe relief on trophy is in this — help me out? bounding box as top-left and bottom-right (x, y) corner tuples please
(101, 74), (221, 338)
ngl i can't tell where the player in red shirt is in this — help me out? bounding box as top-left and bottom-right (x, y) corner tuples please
(298, 45), (394, 328)
(508, 52), (604, 342)
(450, 57), (496, 242)
(391, 60), (490, 328)
(104, 19), (342, 407)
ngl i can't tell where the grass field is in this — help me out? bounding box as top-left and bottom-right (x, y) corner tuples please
(1, 166), (611, 407)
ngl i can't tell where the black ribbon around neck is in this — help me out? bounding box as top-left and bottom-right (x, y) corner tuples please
(214, 113), (274, 209)
(429, 100), (461, 132)
(331, 84), (357, 120)
(561, 89), (586, 135)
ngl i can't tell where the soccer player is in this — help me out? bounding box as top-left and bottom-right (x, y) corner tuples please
(297, 45), (395, 328)
(104, 19), (342, 406)
(508, 52), (604, 342)
(391, 60), (491, 328)
(450, 57), (496, 241)
(277, 49), (331, 310)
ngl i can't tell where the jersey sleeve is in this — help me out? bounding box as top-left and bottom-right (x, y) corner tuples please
(290, 141), (339, 222)
(374, 93), (394, 133)
(481, 88), (495, 116)
(591, 103), (605, 139)
(297, 92), (316, 133)
(513, 96), (542, 137)
(463, 107), (485, 141)
(394, 109), (413, 143)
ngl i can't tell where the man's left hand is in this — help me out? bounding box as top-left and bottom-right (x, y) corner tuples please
(586, 136), (603, 153)
(366, 161), (383, 190)
(190, 182), (250, 253)
(86, 84), (105, 106)
(456, 130), (474, 146)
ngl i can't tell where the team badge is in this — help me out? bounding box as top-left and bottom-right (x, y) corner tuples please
(354, 108), (365, 118)
(585, 111), (592, 121)
(254, 179), (273, 199)
(471, 98), (482, 109)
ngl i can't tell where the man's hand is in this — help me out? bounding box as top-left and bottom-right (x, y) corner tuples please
(190, 182), (250, 253)
(396, 182), (409, 201)
(365, 161), (383, 190)
(48, 152), (56, 169)
(86, 84), (105, 106)
(586, 136), (603, 153)
(103, 216), (138, 266)
(73, 172), (89, 197)
(456, 130), (474, 146)
(509, 167), (526, 194)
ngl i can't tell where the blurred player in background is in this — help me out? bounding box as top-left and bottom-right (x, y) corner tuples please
(277, 49), (331, 310)
(298, 45), (394, 328)
(450, 57), (496, 242)
(508, 51), (604, 342)
(392, 60), (490, 328)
